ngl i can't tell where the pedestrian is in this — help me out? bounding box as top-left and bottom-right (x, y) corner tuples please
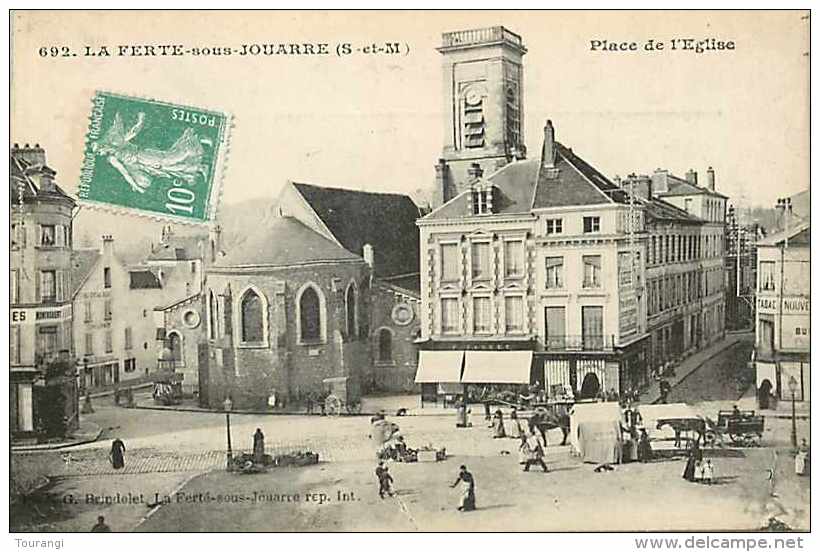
(375, 462), (394, 498)
(637, 428), (653, 463)
(491, 409), (506, 438)
(109, 438), (126, 470)
(253, 428), (265, 464)
(702, 459), (714, 485)
(519, 430), (548, 472)
(91, 515), (111, 532)
(682, 439), (702, 482)
(507, 408), (522, 439)
(456, 399), (470, 428)
(450, 465), (476, 511)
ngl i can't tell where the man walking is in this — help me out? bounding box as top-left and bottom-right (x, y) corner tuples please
(450, 465), (476, 511)
(375, 462), (394, 498)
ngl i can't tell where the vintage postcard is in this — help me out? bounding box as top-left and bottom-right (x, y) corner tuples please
(8, 9), (811, 539)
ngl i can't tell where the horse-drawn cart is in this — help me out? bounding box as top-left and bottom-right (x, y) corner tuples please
(704, 409), (764, 447)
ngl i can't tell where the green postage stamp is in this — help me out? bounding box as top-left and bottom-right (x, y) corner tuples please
(79, 91), (230, 223)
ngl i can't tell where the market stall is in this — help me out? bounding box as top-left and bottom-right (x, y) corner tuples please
(569, 402), (624, 464)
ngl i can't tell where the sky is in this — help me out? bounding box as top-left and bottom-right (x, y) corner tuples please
(11, 10), (809, 213)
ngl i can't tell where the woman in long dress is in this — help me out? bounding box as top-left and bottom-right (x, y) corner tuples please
(491, 409), (506, 438)
(450, 465), (476, 511)
(519, 430), (549, 472)
(253, 428), (265, 464)
(682, 439), (702, 481)
(109, 438), (126, 470)
(507, 408), (523, 439)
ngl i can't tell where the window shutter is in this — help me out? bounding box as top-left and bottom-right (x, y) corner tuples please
(56, 270), (64, 302)
(35, 271), (42, 303)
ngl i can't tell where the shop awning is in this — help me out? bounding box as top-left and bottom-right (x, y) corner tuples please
(414, 351), (464, 383)
(461, 350), (533, 384)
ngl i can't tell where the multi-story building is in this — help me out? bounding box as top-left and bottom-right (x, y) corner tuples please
(725, 206), (760, 330)
(650, 168), (728, 345)
(754, 219), (810, 402)
(10, 144), (79, 438)
(417, 28), (649, 400)
(620, 170), (727, 374)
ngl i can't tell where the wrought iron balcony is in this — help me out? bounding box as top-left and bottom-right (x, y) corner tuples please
(544, 334), (615, 352)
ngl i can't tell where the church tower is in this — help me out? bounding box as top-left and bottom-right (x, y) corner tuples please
(434, 26), (527, 207)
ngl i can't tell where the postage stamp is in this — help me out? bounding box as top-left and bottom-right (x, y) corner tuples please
(79, 91), (230, 223)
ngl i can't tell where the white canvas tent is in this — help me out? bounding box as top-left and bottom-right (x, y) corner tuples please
(569, 401), (623, 456)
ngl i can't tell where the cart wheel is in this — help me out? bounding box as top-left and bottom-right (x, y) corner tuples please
(325, 395), (342, 416)
(704, 430), (718, 447)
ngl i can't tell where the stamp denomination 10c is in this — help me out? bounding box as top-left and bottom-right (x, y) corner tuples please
(79, 91), (229, 223)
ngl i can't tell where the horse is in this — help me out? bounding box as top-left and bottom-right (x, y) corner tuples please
(529, 405), (571, 446)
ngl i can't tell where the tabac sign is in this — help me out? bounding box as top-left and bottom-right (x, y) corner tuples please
(10, 304), (73, 326)
(757, 296), (810, 315)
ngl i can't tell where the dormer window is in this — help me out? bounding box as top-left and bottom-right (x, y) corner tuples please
(471, 186), (493, 215)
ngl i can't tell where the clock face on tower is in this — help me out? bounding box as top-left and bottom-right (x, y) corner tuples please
(465, 89), (482, 106)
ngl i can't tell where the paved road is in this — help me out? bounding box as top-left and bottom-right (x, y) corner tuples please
(667, 339), (755, 403)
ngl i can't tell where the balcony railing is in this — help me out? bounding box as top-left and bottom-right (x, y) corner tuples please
(544, 334), (615, 352)
(441, 27), (523, 49)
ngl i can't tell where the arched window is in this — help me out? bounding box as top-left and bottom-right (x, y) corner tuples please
(208, 290), (217, 340)
(378, 328), (392, 362)
(299, 286), (321, 342)
(345, 283), (357, 338)
(240, 289), (264, 344)
(168, 332), (182, 362)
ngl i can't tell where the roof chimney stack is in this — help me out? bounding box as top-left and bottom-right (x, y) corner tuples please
(706, 166), (715, 191)
(542, 120), (556, 168)
(651, 168), (669, 194)
(101, 234), (114, 260)
(363, 243), (375, 270)
(685, 169), (698, 186)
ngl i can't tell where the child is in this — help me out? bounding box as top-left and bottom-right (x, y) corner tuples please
(375, 462), (394, 498)
(702, 459), (714, 485)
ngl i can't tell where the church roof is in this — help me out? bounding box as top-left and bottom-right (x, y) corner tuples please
(291, 182), (421, 278)
(215, 215), (362, 268)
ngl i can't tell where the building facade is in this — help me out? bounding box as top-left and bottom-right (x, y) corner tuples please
(418, 30), (649, 398)
(754, 220), (810, 401)
(621, 170), (727, 375)
(10, 144), (79, 438)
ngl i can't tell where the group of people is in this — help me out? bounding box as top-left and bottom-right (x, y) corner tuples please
(374, 463), (477, 512)
(681, 437), (715, 484)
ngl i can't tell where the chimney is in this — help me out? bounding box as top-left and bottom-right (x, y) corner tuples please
(467, 162), (483, 181)
(434, 158), (453, 207)
(542, 120), (556, 168)
(706, 166), (715, 191)
(209, 224), (222, 262)
(626, 174), (653, 200)
(38, 166), (57, 193)
(651, 168), (669, 194)
(363, 243), (375, 270)
(11, 143), (46, 166)
(101, 234), (114, 259)
(685, 169), (698, 186)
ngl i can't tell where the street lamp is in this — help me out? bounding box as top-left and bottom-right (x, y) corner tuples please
(223, 396), (233, 470)
(787, 376), (798, 450)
